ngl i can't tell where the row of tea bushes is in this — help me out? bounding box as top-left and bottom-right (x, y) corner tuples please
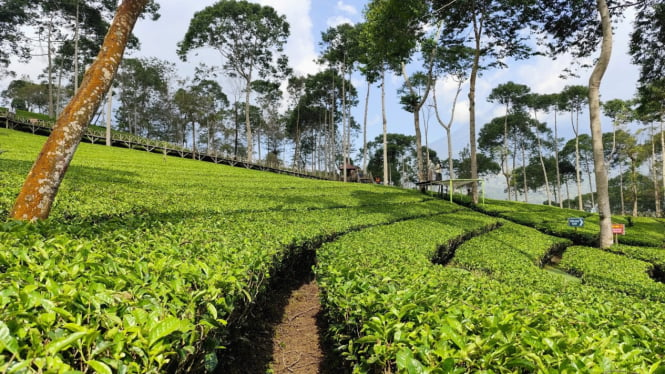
(455, 197), (665, 248)
(559, 246), (665, 301)
(316, 211), (665, 372)
(1, 129), (460, 372)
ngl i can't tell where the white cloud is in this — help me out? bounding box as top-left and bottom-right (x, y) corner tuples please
(336, 1), (358, 15)
(255, 0), (319, 76)
(327, 15), (354, 27)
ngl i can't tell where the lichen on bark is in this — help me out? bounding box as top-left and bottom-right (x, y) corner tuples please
(10, 0), (149, 221)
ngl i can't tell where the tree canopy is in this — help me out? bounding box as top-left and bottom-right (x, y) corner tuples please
(178, 0), (289, 162)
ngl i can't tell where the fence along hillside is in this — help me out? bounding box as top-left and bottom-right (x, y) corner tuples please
(0, 108), (327, 180)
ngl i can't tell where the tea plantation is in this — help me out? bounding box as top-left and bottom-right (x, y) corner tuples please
(1, 128), (665, 373)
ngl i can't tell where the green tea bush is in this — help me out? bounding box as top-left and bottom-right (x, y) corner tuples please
(559, 246), (665, 301)
(0, 129), (453, 372)
(316, 214), (665, 372)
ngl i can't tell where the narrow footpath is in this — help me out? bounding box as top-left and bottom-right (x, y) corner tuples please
(216, 268), (337, 374)
(270, 280), (325, 373)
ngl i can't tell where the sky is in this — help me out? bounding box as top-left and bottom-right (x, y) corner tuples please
(3, 1), (644, 199)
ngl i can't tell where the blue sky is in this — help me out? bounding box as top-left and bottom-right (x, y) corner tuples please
(4, 1), (643, 198)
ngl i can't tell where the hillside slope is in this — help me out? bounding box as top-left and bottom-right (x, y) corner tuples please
(2, 129), (665, 373)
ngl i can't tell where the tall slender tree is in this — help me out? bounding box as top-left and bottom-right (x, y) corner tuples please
(320, 23), (361, 181)
(636, 80), (665, 216)
(178, 0), (290, 163)
(487, 81), (530, 200)
(364, 0), (437, 184)
(531, 0), (644, 246)
(559, 85), (589, 210)
(435, 0), (535, 203)
(525, 93), (555, 205)
(431, 45), (473, 181)
(603, 98), (635, 215)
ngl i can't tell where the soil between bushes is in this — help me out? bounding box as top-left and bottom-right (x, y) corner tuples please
(215, 262), (343, 374)
(270, 279), (325, 373)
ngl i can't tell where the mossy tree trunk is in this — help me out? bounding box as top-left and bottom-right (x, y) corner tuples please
(11, 0), (148, 221)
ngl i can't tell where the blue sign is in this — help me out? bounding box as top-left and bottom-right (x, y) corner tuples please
(567, 217), (585, 227)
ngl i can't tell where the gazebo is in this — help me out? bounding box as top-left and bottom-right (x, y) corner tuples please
(415, 178), (485, 204)
(339, 164), (358, 181)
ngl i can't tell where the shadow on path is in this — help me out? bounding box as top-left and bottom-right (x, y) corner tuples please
(215, 248), (345, 374)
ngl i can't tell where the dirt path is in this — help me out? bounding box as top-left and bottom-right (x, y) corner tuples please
(216, 255), (341, 374)
(270, 280), (324, 373)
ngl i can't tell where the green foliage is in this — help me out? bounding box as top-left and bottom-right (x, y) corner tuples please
(466, 198), (665, 248)
(3, 128), (665, 372)
(559, 246), (665, 301)
(451, 146), (501, 179)
(452, 222), (572, 283)
(365, 133), (417, 186)
(316, 203), (665, 372)
(1, 80), (49, 113)
(608, 244), (665, 268)
(0, 129), (442, 372)
(362, 0), (430, 71)
(177, 0), (289, 80)
(629, 0), (665, 85)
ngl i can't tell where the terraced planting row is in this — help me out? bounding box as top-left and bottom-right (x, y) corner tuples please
(0, 129), (453, 372)
(455, 197), (665, 248)
(559, 246), (665, 301)
(316, 211), (665, 372)
(3, 128), (665, 372)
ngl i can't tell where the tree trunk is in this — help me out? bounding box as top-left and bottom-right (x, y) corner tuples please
(503, 171), (511, 201)
(74, 0), (80, 94)
(589, 0), (613, 247)
(293, 106), (301, 169)
(244, 73), (253, 162)
(469, 15), (482, 204)
(207, 119), (213, 152)
(401, 63), (427, 182)
(512, 144), (518, 201)
(11, 0), (148, 221)
(192, 120), (197, 159)
(234, 104), (239, 158)
(573, 115), (583, 210)
(538, 136), (552, 205)
(565, 179), (571, 209)
(382, 69), (388, 185)
(533, 109), (552, 205)
(522, 144), (528, 203)
(651, 123), (662, 216)
(329, 72), (336, 176)
(587, 167), (595, 209)
(342, 65), (347, 183)
(631, 158), (638, 216)
(432, 79), (462, 180)
(362, 80), (370, 173)
(105, 88), (112, 146)
(47, 18), (54, 118)
(661, 120), (664, 216)
(257, 127), (261, 161)
(414, 110), (424, 182)
(619, 162), (625, 215)
(424, 110), (430, 181)
(503, 108), (511, 200)
(554, 109), (563, 208)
